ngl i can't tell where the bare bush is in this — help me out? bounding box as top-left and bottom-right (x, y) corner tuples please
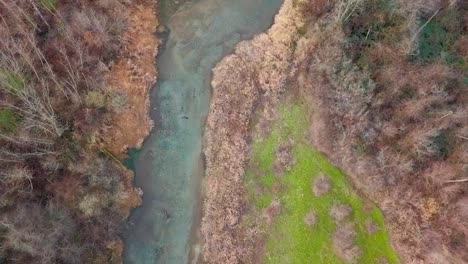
(330, 203), (353, 221)
(415, 129), (451, 159)
(312, 173), (331, 196)
(333, 0), (364, 22)
(263, 200), (282, 223)
(0, 166), (32, 188)
(332, 223), (362, 263)
(0, 202), (81, 264)
(304, 210), (317, 226)
(271, 143), (295, 176)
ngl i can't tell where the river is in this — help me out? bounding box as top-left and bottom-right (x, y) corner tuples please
(123, 0), (283, 263)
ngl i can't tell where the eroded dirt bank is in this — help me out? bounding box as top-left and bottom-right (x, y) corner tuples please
(203, 0), (467, 263)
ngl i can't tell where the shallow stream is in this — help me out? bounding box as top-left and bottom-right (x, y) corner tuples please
(123, 1), (282, 263)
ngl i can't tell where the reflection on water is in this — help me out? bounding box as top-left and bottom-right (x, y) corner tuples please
(123, 0), (282, 263)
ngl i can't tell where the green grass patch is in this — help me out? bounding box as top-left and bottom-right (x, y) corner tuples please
(0, 69), (26, 94)
(40, 0), (57, 10)
(245, 102), (399, 264)
(0, 109), (20, 134)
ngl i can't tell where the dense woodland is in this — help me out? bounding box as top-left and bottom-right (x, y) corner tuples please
(0, 0), (143, 263)
(301, 0), (467, 261)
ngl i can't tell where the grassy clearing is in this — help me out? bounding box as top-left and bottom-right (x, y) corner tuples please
(245, 102), (398, 264)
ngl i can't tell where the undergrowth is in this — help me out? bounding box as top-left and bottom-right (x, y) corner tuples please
(416, 8), (465, 68)
(343, 0), (404, 70)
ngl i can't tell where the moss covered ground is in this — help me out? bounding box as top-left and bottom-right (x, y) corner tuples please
(244, 102), (399, 264)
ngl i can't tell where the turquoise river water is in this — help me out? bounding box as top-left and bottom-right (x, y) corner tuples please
(123, 0), (282, 263)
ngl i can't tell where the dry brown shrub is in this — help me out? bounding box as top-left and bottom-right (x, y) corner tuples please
(271, 143), (295, 176)
(1, 203), (81, 264)
(0, 0), (153, 262)
(422, 161), (461, 185)
(330, 203), (353, 221)
(297, 0), (331, 17)
(304, 210), (317, 226)
(263, 200), (282, 223)
(332, 223), (362, 263)
(455, 197), (468, 219)
(365, 219), (379, 234)
(454, 35), (468, 56)
(312, 173), (331, 196)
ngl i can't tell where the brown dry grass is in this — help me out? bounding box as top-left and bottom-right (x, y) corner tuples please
(102, 2), (159, 156)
